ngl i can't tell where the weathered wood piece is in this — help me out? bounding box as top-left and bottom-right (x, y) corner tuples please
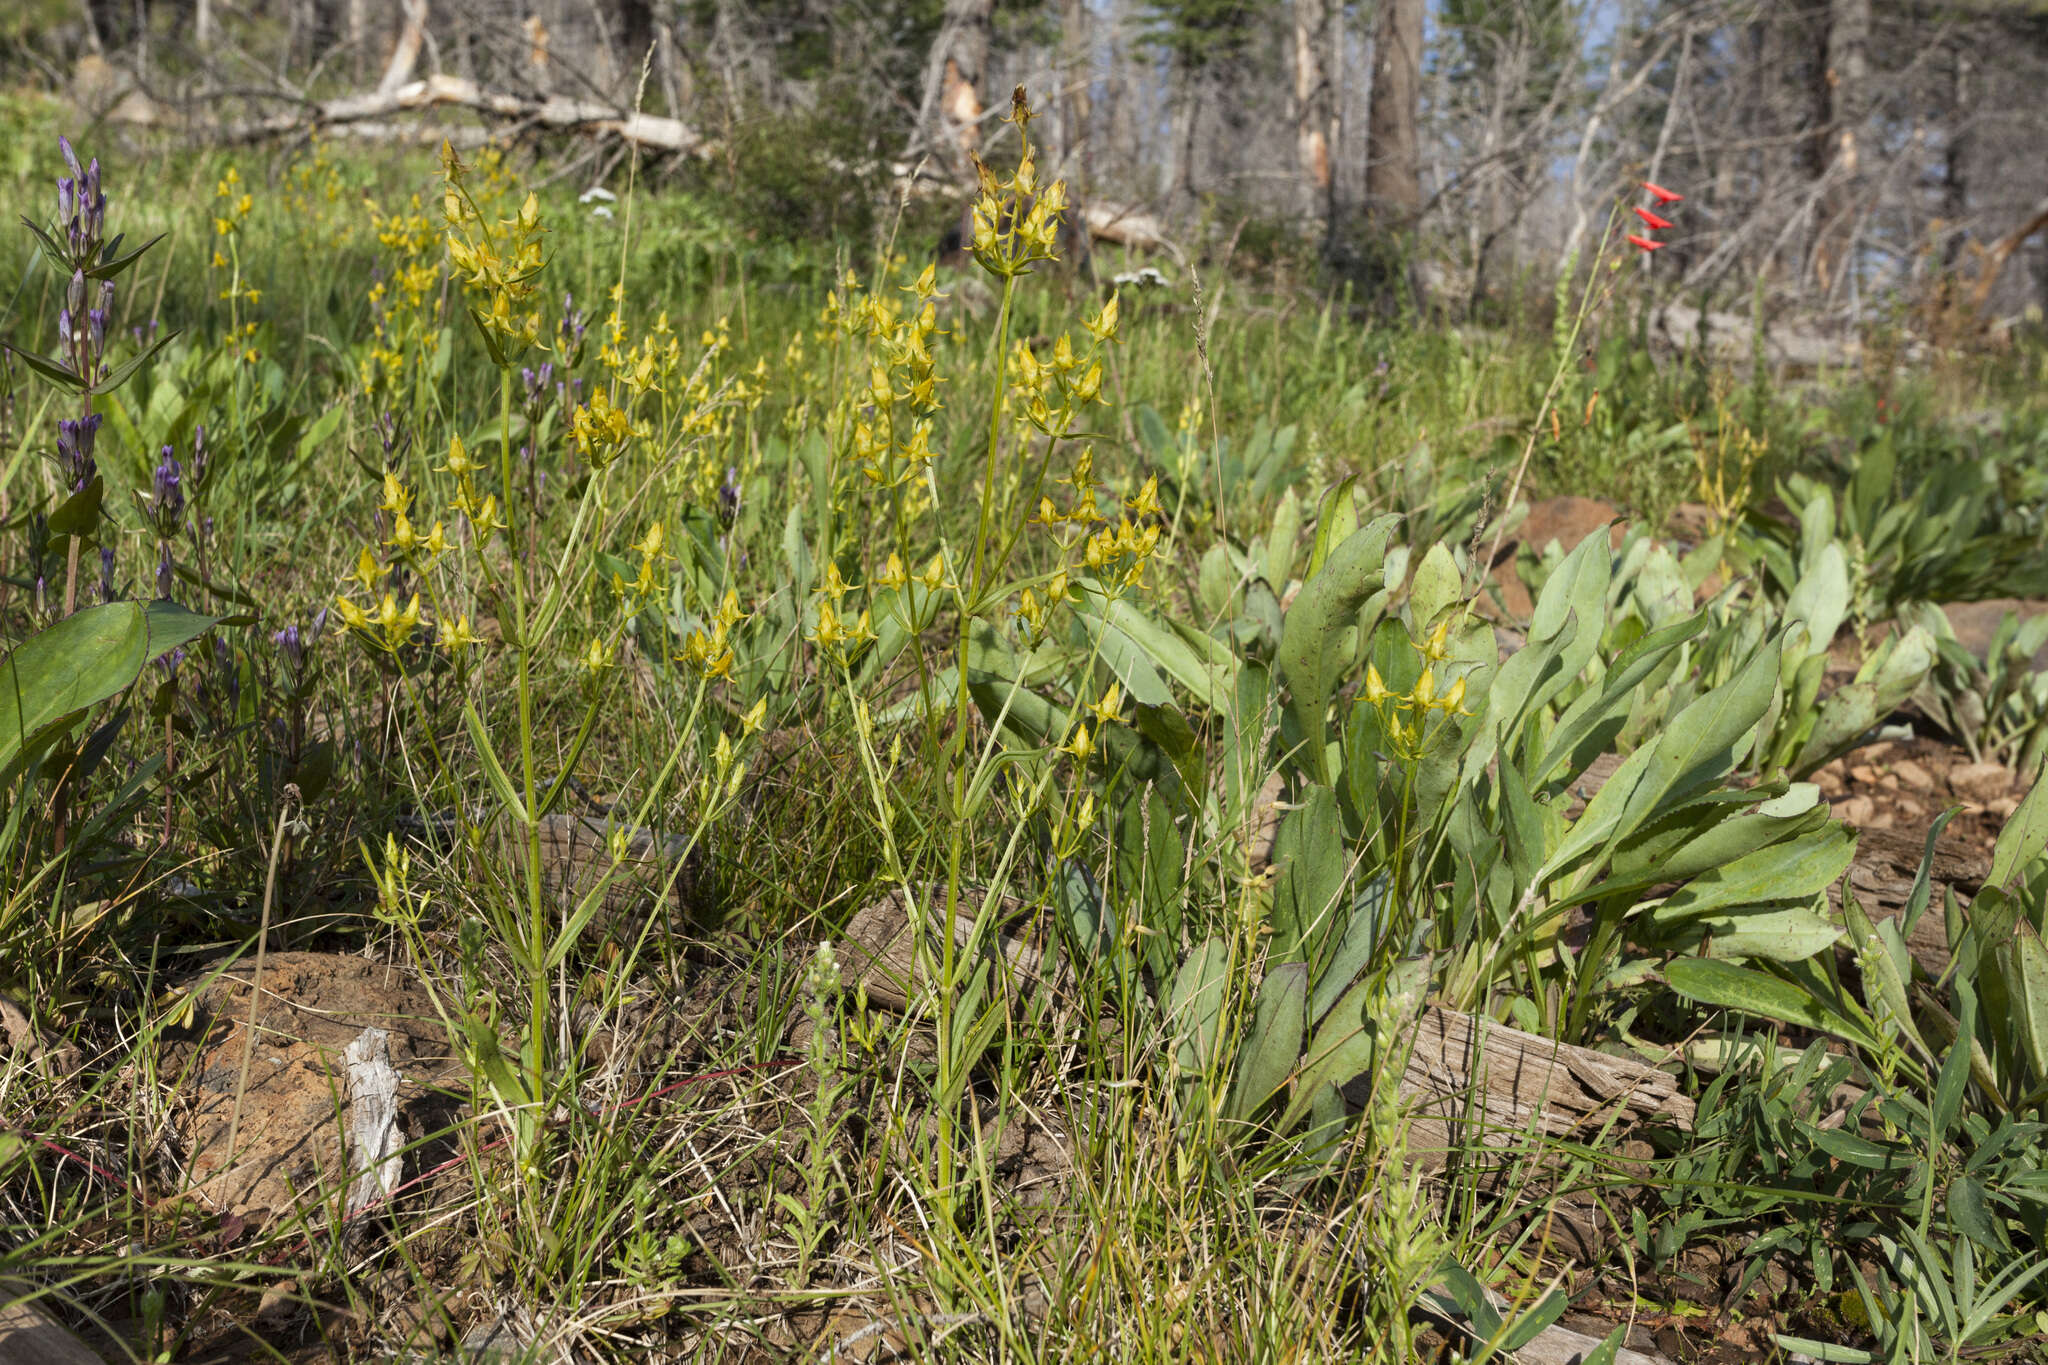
(1831, 824), (1989, 978)
(0, 1281), (111, 1365)
(838, 885), (1069, 1014)
(1382, 1006), (1695, 1171)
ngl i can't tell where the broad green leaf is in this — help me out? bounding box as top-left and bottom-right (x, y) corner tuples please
(2007, 920), (2048, 1086)
(1659, 906), (1842, 961)
(1278, 516), (1396, 784)
(1271, 784), (1344, 969)
(1, 600), (215, 782)
(1989, 762), (2048, 893)
(1654, 826), (1855, 923)
(1408, 542), (1462, 632)
(1169, 937), (1231, 1081)
(1078, 597), (1175, 709)
(1665, 958), (1880, 1050)
(1227, 962), (1306, 1122)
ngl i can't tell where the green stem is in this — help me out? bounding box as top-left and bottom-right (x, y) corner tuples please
(498, 367), (547, 1146)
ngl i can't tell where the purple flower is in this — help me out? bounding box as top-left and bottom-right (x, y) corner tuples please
(272, 623), (306, 672)
(56, 413), (100, 491)
(98, 546), (117, 603)
(152, 447), (185, 532)
(57, 136), (106, 264)
(717, 466), (741, 530)
(155, 543), (175, 600)
(189, 424), (208, 489)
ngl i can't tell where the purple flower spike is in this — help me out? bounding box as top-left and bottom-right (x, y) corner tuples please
(156, 543), (176, 601)
(57, 413), (101, 491)
(152, 446), (185, 534)
(272, 623), (307, 673)
(99, 546), (117, 603)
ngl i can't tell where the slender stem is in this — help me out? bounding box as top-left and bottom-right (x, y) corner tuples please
(498, 367), (547, 1142)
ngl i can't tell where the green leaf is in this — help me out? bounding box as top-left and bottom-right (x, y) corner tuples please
(1278, 517), (1396, 784)
(1810, 1126), (1901, 1170)
(47, 476), (104, 537)
(1653, 826), (1855, 923)
(1169, 937), (1231, 1082)
(1227, 962), (1306, 1123)
(0, 600), (215, 782)
(1665, 958), (1880, 1050)
(462, 703), (530, 824)
(2006, 920), (2048, 1086)
(94, 330), (179, 397)
(85, 231), (167, 281)
(0, 339), (85, 392)
(1270, 784), (1344, 969)
(1989, 762), (2048, 894)
(1408, 542), (1463, 632)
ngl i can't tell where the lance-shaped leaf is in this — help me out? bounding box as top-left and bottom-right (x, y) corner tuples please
(1278, 516), (1397, 784)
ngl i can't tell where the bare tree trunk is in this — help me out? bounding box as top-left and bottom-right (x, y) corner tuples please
(1058, 0), (1092, 181)
(1813, 0), (1870, 296)
(1366, 0), (1423, 223)
(916, 0), (994, 175)
(1293, 0), (1334, 220)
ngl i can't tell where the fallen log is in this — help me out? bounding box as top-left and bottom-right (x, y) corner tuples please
(219, 73), (708, 156)
(839, 892), (1694, 1167)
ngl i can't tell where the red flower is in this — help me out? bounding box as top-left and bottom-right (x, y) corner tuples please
(1642, 181), (1684, 205)
(1633, 206), (1675, 231)
(1627, 233), (1664, 252)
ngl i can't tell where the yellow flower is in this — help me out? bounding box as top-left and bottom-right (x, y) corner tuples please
(1364, 664), (1391, 706)
(1085, 293), (1120, 343)
(1422, 619), (1453, 662)
(819, 562), (860, 603)
(915, 554), (951, 592)
(333, 595), (371, 632)
(379, 471), (412, 517)
(1086, 682), (1124, 728)
(348, 546), (384, 595)
(876, 552), (908, 590)
(585, 638), (614, 674)
(740, 698), (768, 738)
(1125, 475), (1163, 519)
(1440, 675), (1470, 715)
(440, 433), (475, 478)
(1063, 723), (1095, 762)
(444, 615), (484, 651)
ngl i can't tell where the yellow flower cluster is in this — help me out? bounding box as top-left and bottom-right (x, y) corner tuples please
(1009, 297), (1113, 433)
(1362, 619), (1474, 759)
(211, 166), (252, 240)
(678, 589), (746, 680)
(1060, 682), (1125, 764)
(807, 560), (875, 662)
(570, 387), (641, 468)
(846, 265), (946, 490)
(360, 194), (447, 397)
(966, 94), (1073, 279)
(441, 144), (547, 364)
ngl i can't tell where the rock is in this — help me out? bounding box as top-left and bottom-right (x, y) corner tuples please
(1891, 759), (1935, 791)
(1664, 502), (1717, 545)
(1517, 496), (1623, 557)
(1836, 795), (1877, 826)
(1950, 761), (2017, 803)
(1483, 497), (1621, 623)
(164, 953), (461, 1227)
(1938, 600), (2048, 668)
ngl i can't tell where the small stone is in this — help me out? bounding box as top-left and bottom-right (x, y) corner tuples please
(1850, 765), (1880, 786)
(1878, 773), (1899, 791)
(1836, 795), (1877, 825)
(1891, 759), (1935, 790)
(1951, 761), (2015, 803)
